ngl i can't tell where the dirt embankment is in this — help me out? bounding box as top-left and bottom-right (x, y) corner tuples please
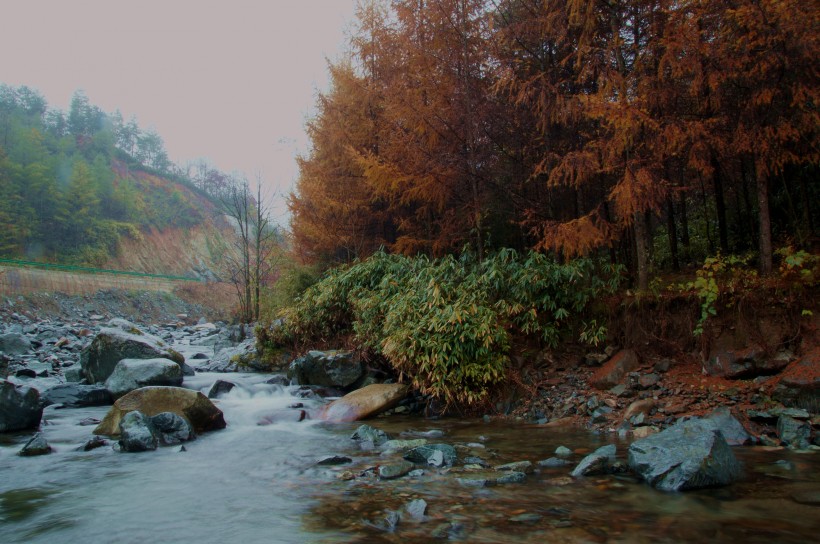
(106, 219), (232, 281)
(503, 289), (819, 444)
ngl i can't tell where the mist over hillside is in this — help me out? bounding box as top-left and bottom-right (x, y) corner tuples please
(0, 83), (239, 277)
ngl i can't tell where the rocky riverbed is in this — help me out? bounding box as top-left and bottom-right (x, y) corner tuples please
(1, 294), (819, 542)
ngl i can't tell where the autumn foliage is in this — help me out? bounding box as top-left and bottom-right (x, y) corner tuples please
(289, 0), (819, 286)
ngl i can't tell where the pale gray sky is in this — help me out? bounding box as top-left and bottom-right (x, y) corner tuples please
(1, 0), (359, 222)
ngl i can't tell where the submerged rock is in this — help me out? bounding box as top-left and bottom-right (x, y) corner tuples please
(378, 460), (415, 480)
(207, 379), (236, 399)
(571, 444), (616, 477)
(105, 358), (183, 398)
(0, 380), (42, 432)
(402, 498), (428, 522)
(538, 457), (571, 468)
(628, 418), (741, 491)
(350, 424), (390, 446)
(18, 433), (52, 456)
(316, 455), (352, 466)
(403, 444), (457, 467)
(380, 438), (428, 452)
(81, 436), (108, 451)
(80, 326), (184, 383)
(495, 460), (534, 474)
(457, 470), (527, 487)
(321, 383), (409, 422)
(94, 386), (225, 436)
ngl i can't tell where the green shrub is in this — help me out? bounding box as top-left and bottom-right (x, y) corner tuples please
(260, 250), (622, 407)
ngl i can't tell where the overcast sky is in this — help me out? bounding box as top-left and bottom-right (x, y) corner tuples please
(1, 0), (359, 222)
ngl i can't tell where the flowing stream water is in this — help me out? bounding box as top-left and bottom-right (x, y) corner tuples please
(1, 342), (819, 543)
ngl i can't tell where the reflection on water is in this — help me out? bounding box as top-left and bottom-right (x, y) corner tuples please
(303, 418), (820, 543)
(0, 372), (818, 543)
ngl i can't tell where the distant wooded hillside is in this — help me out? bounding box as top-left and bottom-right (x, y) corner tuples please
(0, 84), (234, 266)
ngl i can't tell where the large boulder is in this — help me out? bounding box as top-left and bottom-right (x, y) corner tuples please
(590, 349), (639, 390)
(195, 339), (256, 373)
(320, 383), (409, 422)
(776, 415), (811, 449)
(0, 332), (32, 355)
(702, 407), (753, 446)
(0, 380), (43, 432)
(628, 418), (741, 491)
(80, 326), (185, 384)
(94, 386), (226, 436)
(703, 346), (790, 379)
(288, 350), (364, 388)
(41, 383), (113, 408)
(104, 358), (183, 398)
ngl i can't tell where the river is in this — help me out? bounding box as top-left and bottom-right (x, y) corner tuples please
(1, 366), (819, 542)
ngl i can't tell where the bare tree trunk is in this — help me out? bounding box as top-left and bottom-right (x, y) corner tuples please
(634, 211), (649, 291)
(666, 199), (679, 271)
(755, 162), (773, 275)
(712, 156), (729, 254)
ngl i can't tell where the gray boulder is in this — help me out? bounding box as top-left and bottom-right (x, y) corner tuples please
(776, 416), (811, 449)
(150, 412), (195, 445)
(628, 418), (741, 491)
(207, 379), (236, 399)
(288, 350), (364, 389)
(0, 333), (31, 355)
(118, 410), (160, 452)
(105, 358), (183, 398)
(403, 444), (457, 467)
(379, 460), (415, 480)
(81, 326), (185, 383)
(0, 380), (43, 432)
(19, 432), (52, 456)
(196, 339), (256, 372)
(703, 407), (753, 445)
(571, 444), (616, 477)
(41, 384), (113, 408)
(351, 424), (390, 447)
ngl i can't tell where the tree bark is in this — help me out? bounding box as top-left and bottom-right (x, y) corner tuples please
(634, 211), (650, 291)
(666, 199), (679, 271)
(712, 157), (729, 254)
(756, 165), (773, 275)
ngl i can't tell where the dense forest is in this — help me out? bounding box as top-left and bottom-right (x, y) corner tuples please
(290, 0), (818, 287)
(0, 84), (235, 265)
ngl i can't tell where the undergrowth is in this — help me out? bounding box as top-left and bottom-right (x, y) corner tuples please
(258, 249), (622, 407)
